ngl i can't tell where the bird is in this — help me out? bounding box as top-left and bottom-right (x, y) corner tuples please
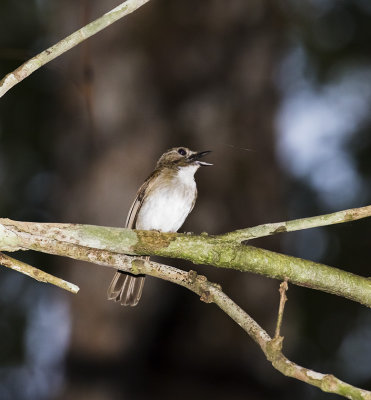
(107, 146), (212, 306)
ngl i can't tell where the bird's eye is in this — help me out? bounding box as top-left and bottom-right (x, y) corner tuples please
(178, 148), (186, 156)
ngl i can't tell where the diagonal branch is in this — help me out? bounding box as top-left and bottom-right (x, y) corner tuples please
(72, 254), (371, 399)
(222, 204), (371, 242)
(0, 252), (79, 293)
(2, 244), (369, 399)
(152, 263), (370, 400)
(0, 0), (152, 98)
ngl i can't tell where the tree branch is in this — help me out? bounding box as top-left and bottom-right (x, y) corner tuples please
(0, 252), (79, 293)
(0, 215), (370, 398)
(274, 279), (288, 340)
(0, 0), (152, 98)
(166, 264), (370, 400)
(4, 244), (369, 399)
(0, 217), (370, 307)
(222, 204), (371, 242)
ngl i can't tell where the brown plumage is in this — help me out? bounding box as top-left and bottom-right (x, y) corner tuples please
(107, 147), (212, 306)
(106, 172), (154, 306)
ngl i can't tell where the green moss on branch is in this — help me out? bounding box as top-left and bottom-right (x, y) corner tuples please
(0, 218), (370, 308)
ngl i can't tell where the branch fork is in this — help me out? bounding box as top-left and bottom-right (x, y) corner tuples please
(0, 207), (371, 398)
(1, 0), (371, 396)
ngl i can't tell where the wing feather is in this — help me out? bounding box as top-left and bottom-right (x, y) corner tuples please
(125, 170), (158, 228)
(107, 170), (159, 306)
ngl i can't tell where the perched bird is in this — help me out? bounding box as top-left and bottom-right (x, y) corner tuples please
(107, 146), (212, 306)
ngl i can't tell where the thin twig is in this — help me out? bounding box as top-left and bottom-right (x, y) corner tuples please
(0, 0), (152, 98)
(0, 252), (79, 293)
(222, 204), (371, 242)
(274, 278), (288, 340)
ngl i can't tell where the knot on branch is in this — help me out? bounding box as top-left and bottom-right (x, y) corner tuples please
(200, 289), (212, 303)
(131, 258), (145, 274)
(264, 339), (286, 365)
(187, 270), (198, 283)
(320, 374), (340, 393)
(199, 281), (221, 304)
(187, 270), (221, 303)
(267, 336), (284, 354)
(135, 229), (176, 253)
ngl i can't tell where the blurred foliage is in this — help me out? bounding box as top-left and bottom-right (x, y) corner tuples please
(0, 0), (371, 399)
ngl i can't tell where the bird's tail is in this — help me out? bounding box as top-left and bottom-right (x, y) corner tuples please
(107, 259), (147, 306)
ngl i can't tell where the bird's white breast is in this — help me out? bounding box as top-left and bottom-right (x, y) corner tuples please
(135, 165), (198, 232)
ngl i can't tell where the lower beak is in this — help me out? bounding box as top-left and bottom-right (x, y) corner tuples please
(191, 150), (213, 166)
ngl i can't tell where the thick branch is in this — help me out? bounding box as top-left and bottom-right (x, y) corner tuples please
(221, 204), (371, 242)
(0, 0), (151, 98)
(0, 218), (370, 308)
(0, 219), (370, 398)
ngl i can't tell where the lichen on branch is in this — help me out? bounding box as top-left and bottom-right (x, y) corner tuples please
(0, 208), (371, 399)
(1, 214), (370, 308)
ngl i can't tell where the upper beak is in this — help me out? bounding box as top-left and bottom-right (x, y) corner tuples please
(189, 150), (213, 166)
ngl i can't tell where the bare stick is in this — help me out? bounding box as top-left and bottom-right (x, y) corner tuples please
(0, 0), (152, 97)
(222, 204), (371, 242)
(274, 279), (288, 340)
(0, 252), (79, 293)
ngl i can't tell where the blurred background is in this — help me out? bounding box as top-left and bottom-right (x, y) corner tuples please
(0, 0), (371, 399)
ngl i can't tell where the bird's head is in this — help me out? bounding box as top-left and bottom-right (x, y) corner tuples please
(156, 147), (212, 169)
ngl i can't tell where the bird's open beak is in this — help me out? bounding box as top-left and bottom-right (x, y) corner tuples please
(189, 150), (213, 166)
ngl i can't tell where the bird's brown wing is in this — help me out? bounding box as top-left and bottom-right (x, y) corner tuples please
(107, 172), (158, 306)
(124, 173), (153, 229)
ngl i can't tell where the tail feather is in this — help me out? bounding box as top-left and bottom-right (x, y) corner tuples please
(107, 271), (125, 301)
(107, 270), (146, 306)
(119, 274), (145, 306)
